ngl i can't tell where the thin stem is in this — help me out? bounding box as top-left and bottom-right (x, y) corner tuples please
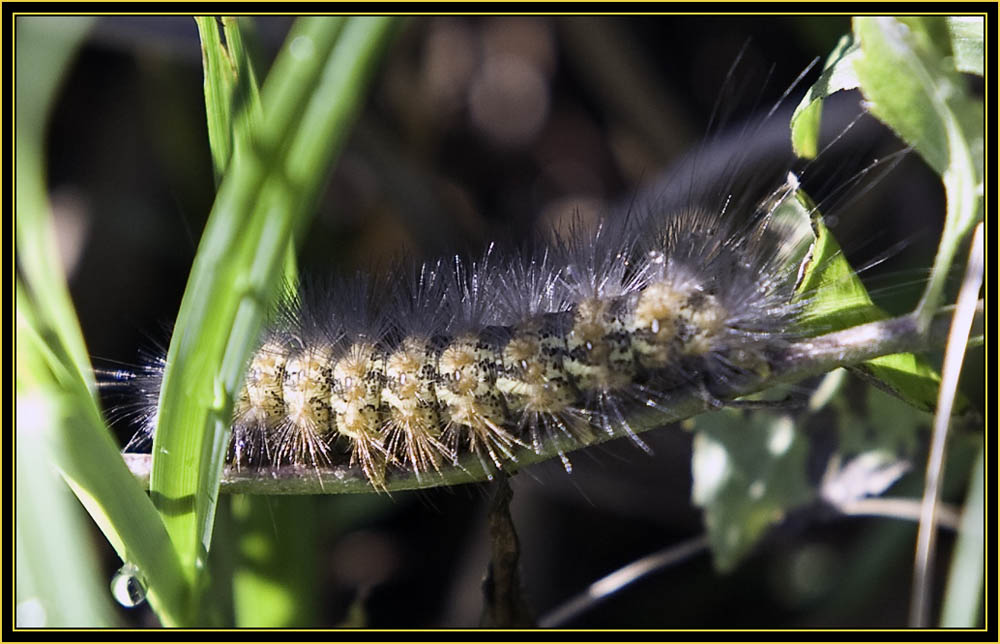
(538, 535), (710, 628)
(835, 498), (961, 531)
(537, 490), (965, 628)
(909, 223), (984, 627)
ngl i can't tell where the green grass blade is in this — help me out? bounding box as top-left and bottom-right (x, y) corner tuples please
(15, 16), (97, 392)
(16, 311), (119, 627)
(195, 16), (236, 183)
(221, 16), (264, 137)
(281, 18), (397, 203)
(232, 496), (319, 626)
(197, 16), (305, 625)
(17, 285), (189, 625)
(15, 16), (189, 626)
(150, 17), (397, 619)
(218, 16), (301, 291)
(196, 16), (266, 182)
(940, 444), (984, 626)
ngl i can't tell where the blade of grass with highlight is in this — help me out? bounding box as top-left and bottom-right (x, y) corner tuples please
(222, 16), (299, 289)
(150, 17), (397, 618)
(196, 16), (310, 625)
(909, 223), (984, 627)
(17, 288), (189, 625)
(15, 17), (189, 626)
(17, 287), (120, 627)
(15, 16), (97, 392)
(196, 16), (266, 183)
(940, 444), (984, 626)
(231, 496), (320, 627)
(196, 16), (236, 184)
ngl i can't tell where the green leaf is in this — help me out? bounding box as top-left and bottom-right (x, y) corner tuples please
(790, 33), (862, 158)
(851, 354), (943, 415)
(691, 411), (813, 572)
(946, 16), (984, 76)
(790, 188), (953, 414)
(829, 377), (930, 457)
(793, 196), (885, 332)
(784, 16), (985, 416)
(851, 17), (982, 328)
(791, 17), (983, 331)
(853, 17), (951, 175)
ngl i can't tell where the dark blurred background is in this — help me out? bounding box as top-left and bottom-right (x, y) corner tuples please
(37, 15), (980, 628)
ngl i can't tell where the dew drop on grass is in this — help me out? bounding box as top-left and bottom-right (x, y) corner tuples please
(110, 563), (147, 608)
(290, 35), (315, 61)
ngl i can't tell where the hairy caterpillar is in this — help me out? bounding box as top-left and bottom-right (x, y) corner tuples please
(117, 186), (816, 491)
(65, 16), (976, 628)
(104, 33), (931, 495)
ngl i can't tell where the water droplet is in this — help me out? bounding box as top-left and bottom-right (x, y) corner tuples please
(16, 598), (46, 626)
(290, 35), (315, 60)
(110, 563), (147, 608)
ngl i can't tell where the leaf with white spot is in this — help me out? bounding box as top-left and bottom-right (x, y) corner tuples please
(691, 410), (814, 572)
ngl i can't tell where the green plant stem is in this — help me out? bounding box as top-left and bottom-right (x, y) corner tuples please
(910, 223), (984, 627)
(149, 17), (396, 622)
